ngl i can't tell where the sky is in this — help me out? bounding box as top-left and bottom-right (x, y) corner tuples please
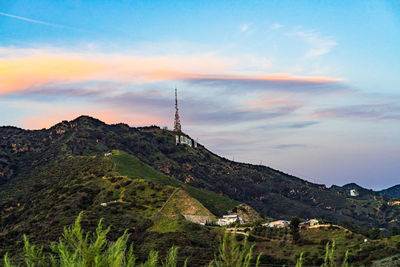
(1, 0), (399, 189)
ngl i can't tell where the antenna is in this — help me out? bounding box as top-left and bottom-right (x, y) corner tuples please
(174, 88), (182, 132)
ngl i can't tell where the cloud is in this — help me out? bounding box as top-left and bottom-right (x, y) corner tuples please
(253, 121), (319, 131)
(287, 121), (319, 128)
(0, 45), (348, 131)
(315, 103), (400, 121)
(0, 47), (344, 96)
(0, 48), (236, 94)
(184, 73), (345, 93)
(295, 30), (337, 57)
(271, 144), (311, 149)
(240, 23), (250, 32)
(271, 23), (283, 30)
(0, 11), (78, 30)
(7, 79), (302, 127)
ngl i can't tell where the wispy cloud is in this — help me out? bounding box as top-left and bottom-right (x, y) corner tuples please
(240, 23), (251, 32)
(253, 121), (319, 131)
(185, 73), (345, 93)
(0, 47), (344, 95)
(271, 144), (312, 149)
(271, 23), (283, 30)
(0, 48), (235, 94)
(0, 11), (78, 30)
(315, 103), (400, 121)
(12, 82), (299, 127)
(295, 30), (337, 57)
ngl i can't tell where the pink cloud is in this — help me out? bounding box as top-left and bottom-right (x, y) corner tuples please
(0, 47), (342, 95)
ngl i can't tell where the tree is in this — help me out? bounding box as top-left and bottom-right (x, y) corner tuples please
(290, 217), (301, 243)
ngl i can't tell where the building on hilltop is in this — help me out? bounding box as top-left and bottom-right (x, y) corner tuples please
(174, 88), (182, 132)
(350, 189), (359, 197)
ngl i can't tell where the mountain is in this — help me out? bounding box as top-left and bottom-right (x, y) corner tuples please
(1, 116), (400, 254)
(379, 185), (400, 198)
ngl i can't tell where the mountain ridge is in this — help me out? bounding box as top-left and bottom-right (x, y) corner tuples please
(1, 116), (400, 228)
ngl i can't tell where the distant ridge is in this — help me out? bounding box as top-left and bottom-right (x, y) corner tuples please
(378, 184), (400, 197)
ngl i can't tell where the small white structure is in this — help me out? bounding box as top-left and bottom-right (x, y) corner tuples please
(100, 203), (108, 207)
(263, 220), (290, 228)
(308, 219), (319, 226)
(300, 219), (319, 228)
(176, 135), (197, 148)
(104, 153), (112, 157)
(350, 189), (359, 197)
(217, 215), (244, 226)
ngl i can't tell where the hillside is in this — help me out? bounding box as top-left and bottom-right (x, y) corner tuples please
(379, 185), (400, 198)
(0, 151), (241, 263)
(1, 116), (400, 231)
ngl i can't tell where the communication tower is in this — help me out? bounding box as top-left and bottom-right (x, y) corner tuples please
(174, 88), (182, 132)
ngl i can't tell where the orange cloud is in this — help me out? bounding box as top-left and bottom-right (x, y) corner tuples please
(0, 48), (235, 94)
(0, 47), (342, 95)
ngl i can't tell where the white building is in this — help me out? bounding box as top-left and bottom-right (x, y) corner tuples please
(308, 219), (319, 226)
(300, 219), (319, 228)
(175, 135), (197, 148)
(350, 189), (359, 197)
(263, 220), (290, 228)
(217, 215), (244, 226)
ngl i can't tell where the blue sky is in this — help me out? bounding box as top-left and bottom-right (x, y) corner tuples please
(1, 0), (399, 189)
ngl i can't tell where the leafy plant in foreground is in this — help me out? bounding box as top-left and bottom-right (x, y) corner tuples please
(295, 240), (351, 267)
(207, 231), (262, 267)
(3, 212), (185, 267)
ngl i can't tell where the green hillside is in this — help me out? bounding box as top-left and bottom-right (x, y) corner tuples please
(0, 152), (227, 262)
(109, 150), (238, 216)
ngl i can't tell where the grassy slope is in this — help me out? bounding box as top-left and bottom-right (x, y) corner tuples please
(161, 189), (215, 218)
(109, 150), (238, 216)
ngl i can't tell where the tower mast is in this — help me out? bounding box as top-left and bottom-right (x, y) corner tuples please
(174, 88), (182, 132)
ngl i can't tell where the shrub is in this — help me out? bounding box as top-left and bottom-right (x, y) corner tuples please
(208, 231), (262, 267)
(3, 212), (185, 267)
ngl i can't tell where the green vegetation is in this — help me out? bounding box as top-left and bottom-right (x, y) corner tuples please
(290, 217), (301, 243)
(109, 150), (238, 216)
(208, 231), (262, 267)
(0, 154), (219, 262)
(4, 214), (262, 267)
(7, 212), (398, 267)
(3, 213), (186, 267)
(2, 116), (400, 266)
